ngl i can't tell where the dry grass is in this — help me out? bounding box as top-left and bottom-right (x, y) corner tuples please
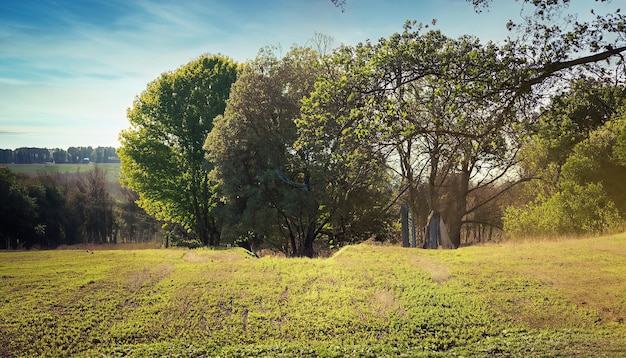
(454, 233), (626, 326)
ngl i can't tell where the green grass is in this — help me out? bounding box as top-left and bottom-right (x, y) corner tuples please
(3, 163), (123, 199)
(2, 162), (120, 176)
(1, 235), (625, 357)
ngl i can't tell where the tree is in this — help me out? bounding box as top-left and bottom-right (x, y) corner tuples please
(66, 146), (93, 163)
(329, 0), (626, 245)
(117, 187), (160, 244)
(24, 173), (69, 247)
(206, 46), (392, 256)
(519, 80), (626, 194)
(52, 148), (68, 163)
(80, 165), (115, 243)
(0, 149), (12, 164)
(302, 24), (536, 248)
(118, 55), (238, 246)
(505, 81), (626, 237)
(560, 116), (626, 214)
(0, 168), (37, 249)
(504, 118), (626, 237)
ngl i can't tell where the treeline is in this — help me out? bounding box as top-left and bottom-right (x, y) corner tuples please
(0, 146), (120, 164)
(0, 167), (160, 250)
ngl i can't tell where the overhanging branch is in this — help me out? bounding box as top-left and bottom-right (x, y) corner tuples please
(522, 46), (626, 90)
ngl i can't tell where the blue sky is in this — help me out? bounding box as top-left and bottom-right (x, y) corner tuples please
(0, 0), (602, 149)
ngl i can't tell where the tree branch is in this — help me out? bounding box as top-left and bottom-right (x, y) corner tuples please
(522, 46), (626, 90)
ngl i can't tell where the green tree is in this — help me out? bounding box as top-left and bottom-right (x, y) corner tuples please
(505, 113), (626, 236)
(118, 55), (238, 246)
(615, 111), (626, 165)
(302, 24), (535, 248)
(503, 181), (621, 237)
(522, 80), (626, 182)
(0, 168), (37, 249)
(52, 148), (68, 163)
(561, 116), (626, 214)
(24, 173), (68, 247)
(206, 47), (391, 256)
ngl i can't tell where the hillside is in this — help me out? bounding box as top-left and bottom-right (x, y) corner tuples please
(1, 235), (625, 357)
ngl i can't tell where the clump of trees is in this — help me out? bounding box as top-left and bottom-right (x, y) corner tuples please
(205, 47), (393, 256)
(0, 167), (159, 250)
(5, 3), (623, 252)
(504, 81), (626, 236)
(116, 0), (626, 255)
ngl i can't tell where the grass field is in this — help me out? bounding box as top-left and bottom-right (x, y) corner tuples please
(3, 162), (123, 200)
(3, 162), (120, 177)
(1, 235), (625, 357)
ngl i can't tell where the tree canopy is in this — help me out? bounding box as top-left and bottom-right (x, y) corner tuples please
(206, 47), (392, 256)
(118, 55), (238, 246)
(300, 23), (538, 248)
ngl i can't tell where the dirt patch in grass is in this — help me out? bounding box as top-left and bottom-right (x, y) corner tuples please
(124, 262), (173, 293)
(412, 255), (451, 283)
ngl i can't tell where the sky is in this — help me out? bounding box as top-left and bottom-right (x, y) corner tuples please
(0, 0), (605, 149)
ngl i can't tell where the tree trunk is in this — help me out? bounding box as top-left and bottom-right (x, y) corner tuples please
(198, 221), (209, 246)
(447, 170), (470, 248)
(303, 223), (316, 258)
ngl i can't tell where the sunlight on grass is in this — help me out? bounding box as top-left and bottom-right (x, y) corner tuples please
(1, 235), (625, 356)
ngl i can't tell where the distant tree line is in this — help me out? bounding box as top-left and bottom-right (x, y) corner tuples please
(0, 146), (120, 164)
(0, 166), (160, 250)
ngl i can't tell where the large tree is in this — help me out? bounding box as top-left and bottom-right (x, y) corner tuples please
(302, 24), (535, 248)
(505, 111), (626, 237)
(206, 47), (391, 256)
(328, 0), (626, 245)
(118, 55), (238, 246)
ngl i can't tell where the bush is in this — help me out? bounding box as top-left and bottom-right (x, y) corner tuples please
(503, 181), (622, 237)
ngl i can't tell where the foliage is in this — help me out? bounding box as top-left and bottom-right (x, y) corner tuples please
(503, 182), (621, 237)
(520, 80), (626, 185)
(118, 55), (238, 246)
(0, 168), (37, 249)
(206, 47), (392, 256)
(561, 115), (626, 212)
(616, 111), (626, 165)
(505, 111), (626, 237)
(0, 165), (160, 249)
(1, 236), (626, 356)
(301, 23), (535, 248)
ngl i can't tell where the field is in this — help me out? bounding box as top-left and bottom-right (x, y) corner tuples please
(3, 162), (123, 200)
(1, 235), (625, 357)
(3, 163), (121, 176)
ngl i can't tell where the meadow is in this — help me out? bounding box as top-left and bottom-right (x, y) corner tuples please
(4, 163), (121, 176)
(1, 235), (625, 357)
(3, 162), (123, 201)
